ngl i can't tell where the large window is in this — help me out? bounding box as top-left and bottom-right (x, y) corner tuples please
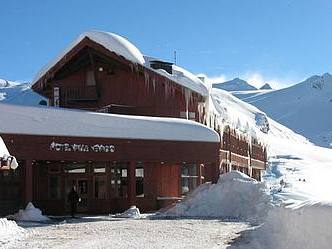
(136, 163), (144, 197)
(181, 164), (198, 195)
(64, 164), (86, 174)
(86, 70), (96, 86)
(49, 176), (61, 200)
(94, 176), (107, 199)
(110, 162), (128, 198)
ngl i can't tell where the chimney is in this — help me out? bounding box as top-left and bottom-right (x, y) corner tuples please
(198, 76), (205, 83)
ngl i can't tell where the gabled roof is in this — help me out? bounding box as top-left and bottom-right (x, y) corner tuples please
(32, 30), (209, 97)
(0, 103), (220, 143)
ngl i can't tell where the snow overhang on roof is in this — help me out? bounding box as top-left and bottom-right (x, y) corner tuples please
(32, 30), (145, 85)
(144, 56), (209, 97)
(0, 104), (220, 143)
(33, 31), (209, 97)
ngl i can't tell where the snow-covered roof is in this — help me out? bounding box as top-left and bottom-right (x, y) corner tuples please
(0, 104), (219, 143)
(208, 88), (270, 140)
(33, 30), (145, 84)
(33, 31), (208, 97)
(144, 56), (209, 97)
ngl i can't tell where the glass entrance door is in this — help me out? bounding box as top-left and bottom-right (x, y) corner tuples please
(66, 178), (89, 213)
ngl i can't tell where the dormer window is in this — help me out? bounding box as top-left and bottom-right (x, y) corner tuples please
(86, 70), (96, 86)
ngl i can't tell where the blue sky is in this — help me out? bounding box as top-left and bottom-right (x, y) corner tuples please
(1, 0), (332, 88)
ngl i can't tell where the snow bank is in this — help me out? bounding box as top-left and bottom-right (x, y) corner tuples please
(7, 202), (50, 222)
(240, 203), (332, 249)
(115, 206), (141, 219)
(160, 171), (271, 221)
(0, 218), (26, 245)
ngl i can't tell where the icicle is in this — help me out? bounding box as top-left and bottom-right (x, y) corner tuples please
(184, 89), (191, 120)
(152, 78), (156, 92)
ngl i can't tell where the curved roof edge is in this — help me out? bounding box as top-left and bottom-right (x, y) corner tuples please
(32, 30), (145, 84)
(0, 104), (220, 143)
(33, 31), (209, 97)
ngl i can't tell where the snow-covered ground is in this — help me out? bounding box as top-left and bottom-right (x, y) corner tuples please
(0, 218), (27, 247)
(2, 217), (249, 249)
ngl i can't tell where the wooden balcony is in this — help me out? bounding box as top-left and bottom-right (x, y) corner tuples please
(61, 87), (98, 104)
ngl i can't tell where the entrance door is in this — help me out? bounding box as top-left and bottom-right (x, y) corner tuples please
(66, 178), (89, 213)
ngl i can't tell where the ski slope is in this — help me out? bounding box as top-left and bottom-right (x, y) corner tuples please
(0, 79), (45, 106)
(233, 73), (332, 148)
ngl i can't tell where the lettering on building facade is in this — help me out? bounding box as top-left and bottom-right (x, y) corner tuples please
(50, 141), (115, 153)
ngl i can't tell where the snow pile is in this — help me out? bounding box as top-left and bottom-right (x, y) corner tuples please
(239, 204), (332, 249)
(8, 202), (50, 222)
(161, 171), (271, 221)
(115, 206), (141, 219)
(0, 218), (26, 245)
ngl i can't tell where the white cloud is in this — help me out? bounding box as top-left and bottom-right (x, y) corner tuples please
(241, 72), (299, 89)
(197, 71), (301, 90)
(196, 73), (227, 85)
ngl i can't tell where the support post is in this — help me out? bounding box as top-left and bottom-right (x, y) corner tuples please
(198, 164), (203, 185)
(24, 160), (33, 205)
(127, 161), (136, 206)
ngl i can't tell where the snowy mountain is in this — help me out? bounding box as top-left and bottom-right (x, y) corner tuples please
(213, 78), (257, 91)
(234, 73), (332, 148)
(259, 83), (272, 90)
(0, 79), (46, 106)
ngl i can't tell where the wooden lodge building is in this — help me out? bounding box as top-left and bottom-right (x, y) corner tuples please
(0, 31), (266, 215)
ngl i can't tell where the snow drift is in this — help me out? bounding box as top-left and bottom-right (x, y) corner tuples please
(234, 203), (332, 249)
(115, 206), (141, 219)
(7, 202), (50, 222)
(0, 218), (26, 245)
(160, 171), (271, 221)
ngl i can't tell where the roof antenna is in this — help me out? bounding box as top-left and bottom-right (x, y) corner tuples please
(174, 50), (177, 65)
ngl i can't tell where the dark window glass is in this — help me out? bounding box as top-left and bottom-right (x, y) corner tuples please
(181, 164), (198, 195)
(94, 176), (107, 199)
(136, 163), (144, 197)
(110, 162), (128, 198)
(49, 176), (61, 200)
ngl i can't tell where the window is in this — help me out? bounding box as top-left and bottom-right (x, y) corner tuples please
(49, 176), (61, 200)
(48, 164), (61, 173)
(181, 164), (198, 195)
(189, 112), (196, 120)
(93, 163), (106, 173)
(136, 163), (144, 197)
(94, 176), (107, 199)
(86, 70), (96, 86)
(64, 164), (86, 173)
(110, 162), (128, 198)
